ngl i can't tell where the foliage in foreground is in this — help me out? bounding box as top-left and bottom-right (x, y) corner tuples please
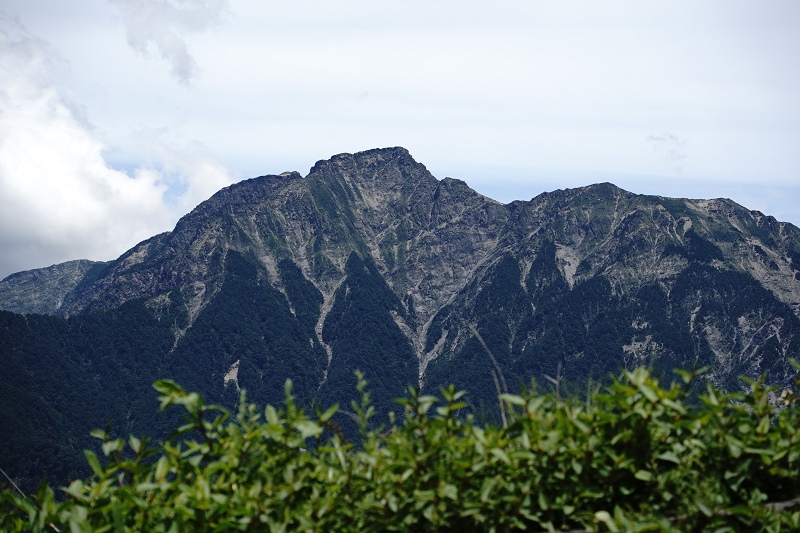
(2, 365), (800, 532)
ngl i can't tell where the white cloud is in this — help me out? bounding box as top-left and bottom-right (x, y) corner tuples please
(132, 129), (235, 213)
(109, 0), (228, 85)
(646, 133), (688, 175)
(0, 14), (233, 278)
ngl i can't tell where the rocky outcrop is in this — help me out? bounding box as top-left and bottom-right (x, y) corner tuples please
(0, 259), (108, 315)
(2, 147), (800, 395)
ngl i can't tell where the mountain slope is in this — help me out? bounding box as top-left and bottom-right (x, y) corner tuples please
(2, 147), (800, 487)
(0, 259), (108, 315)
(3, 148), (800, 386)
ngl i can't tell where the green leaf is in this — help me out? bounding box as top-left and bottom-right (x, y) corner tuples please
(69, 505), (91, 533)
(756, 416), (770, 435)
(490, 448), (511, 465)
(153, 379), (183, 395)
(113, 505), (125, 531)
(295, 420), (323, 439)
(266, 405), (280, 426)
(480, 477), (498, 503)
(728, 442), (742, 458)
(155, 456), (170, 482)
(499, 394), (526, 406)
(637, 383), (659, 403)
(154, 379), (186, 409)
(526, 397), (545, 413)
(695, 500), (713, 517)
(89, 428), (108, 441)
(662, 398), (686, 413)
(538, 492), (549, 511)
(102, 439), (123, 457)
(439, 483), (458, 501)
(656, 451), (680, 464)
(84, 450), (103, 478)
(175, 392), (202, 415)
(594, 510), (618, 532)
(319, 404), (338, 423)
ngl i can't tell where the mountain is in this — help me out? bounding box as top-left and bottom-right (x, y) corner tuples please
(0, 259), (108, 316)
(2, 147), (800, 489)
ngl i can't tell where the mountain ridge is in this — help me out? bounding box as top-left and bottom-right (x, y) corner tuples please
(3, 147), (800, 389)
(3, 147), (800, 490)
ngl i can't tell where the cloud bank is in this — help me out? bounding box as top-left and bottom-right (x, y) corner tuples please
(0, 14), (232, 278)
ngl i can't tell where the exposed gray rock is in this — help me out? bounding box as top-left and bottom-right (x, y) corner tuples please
(2, 147), (799, 391)
(0, 259), (108, 315)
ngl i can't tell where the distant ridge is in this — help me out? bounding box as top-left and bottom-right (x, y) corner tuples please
(0, 259), (108, 315)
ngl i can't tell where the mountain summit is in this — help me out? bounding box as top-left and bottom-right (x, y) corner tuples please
(2, 148), (800, 486)
(4, 147), (799, 385)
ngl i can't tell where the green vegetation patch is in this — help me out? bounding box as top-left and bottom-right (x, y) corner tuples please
(2, 365), (800, 532)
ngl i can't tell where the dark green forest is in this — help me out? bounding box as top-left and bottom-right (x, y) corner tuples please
(2, 244), (800, 494)
(0, 251), (421, 491)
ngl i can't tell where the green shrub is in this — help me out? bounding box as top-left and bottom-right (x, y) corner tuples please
(2, 365), (800, 532)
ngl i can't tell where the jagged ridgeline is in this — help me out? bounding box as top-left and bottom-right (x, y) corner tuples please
(2, 147), (800, 489)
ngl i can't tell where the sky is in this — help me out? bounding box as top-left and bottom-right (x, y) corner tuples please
(1, 1), (799, 279)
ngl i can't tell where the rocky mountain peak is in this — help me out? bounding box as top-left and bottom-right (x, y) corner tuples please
(4, 148), (800, 494)
(2, 147), (799, 394)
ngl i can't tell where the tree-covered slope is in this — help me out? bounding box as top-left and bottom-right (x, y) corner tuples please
(2, 147), (800, 489)
(0, 304), (175, 489)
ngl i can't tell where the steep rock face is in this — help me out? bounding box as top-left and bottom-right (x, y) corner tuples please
(421, 184), (800, 398)
(3, 147), (800, 489)
(2, 147), (800, 399)
(0, 259), (108, 315)
(9, 148), (508, 365)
